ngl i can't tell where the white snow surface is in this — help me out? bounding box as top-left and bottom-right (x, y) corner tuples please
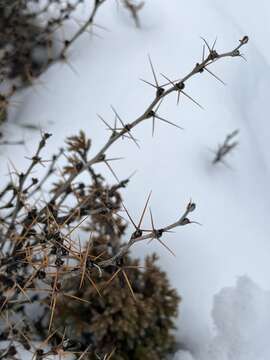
(174, 276), (270, 360)
(1, 0), (270, 358)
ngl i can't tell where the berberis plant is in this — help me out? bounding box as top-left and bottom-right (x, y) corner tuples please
(0, 35), (248, 359)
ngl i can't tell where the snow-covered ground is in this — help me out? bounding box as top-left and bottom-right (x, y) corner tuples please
(1, 0), (270, 358)
(174, 276), (270, 360)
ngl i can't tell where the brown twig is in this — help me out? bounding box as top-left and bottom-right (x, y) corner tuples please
(212, 129), (239, 165)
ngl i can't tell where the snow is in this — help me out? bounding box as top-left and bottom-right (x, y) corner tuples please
(174, 351), (195, 360)
(174, 276), (270, 360)
(1, 0), (270, 358)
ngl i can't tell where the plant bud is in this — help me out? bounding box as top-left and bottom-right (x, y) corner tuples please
(241, 36), (249, 44)
(181, 218), (190, 225)
(187, 202), (196, 212)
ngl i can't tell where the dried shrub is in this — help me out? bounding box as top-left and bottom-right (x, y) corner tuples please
(56, 254), (179, 359)
(52, 171), (179, 359)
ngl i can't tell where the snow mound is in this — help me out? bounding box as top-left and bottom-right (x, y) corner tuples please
(174, 276), (270, 360)
(173, 350), (195, 360)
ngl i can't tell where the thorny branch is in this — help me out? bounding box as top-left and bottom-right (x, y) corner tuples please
(98, 201), (196, 267)
(47, 36), (249, 211)
(0, 36), (248, 348)
(2, 37), (248, 259)
(61, 0), (107, 57)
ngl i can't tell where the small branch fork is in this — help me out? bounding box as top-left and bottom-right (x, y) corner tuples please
(212, 129), (239, 165)
(6, 133), (52, 237)
(121, 0), (144, 28)
(98, 200), (197, 267)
